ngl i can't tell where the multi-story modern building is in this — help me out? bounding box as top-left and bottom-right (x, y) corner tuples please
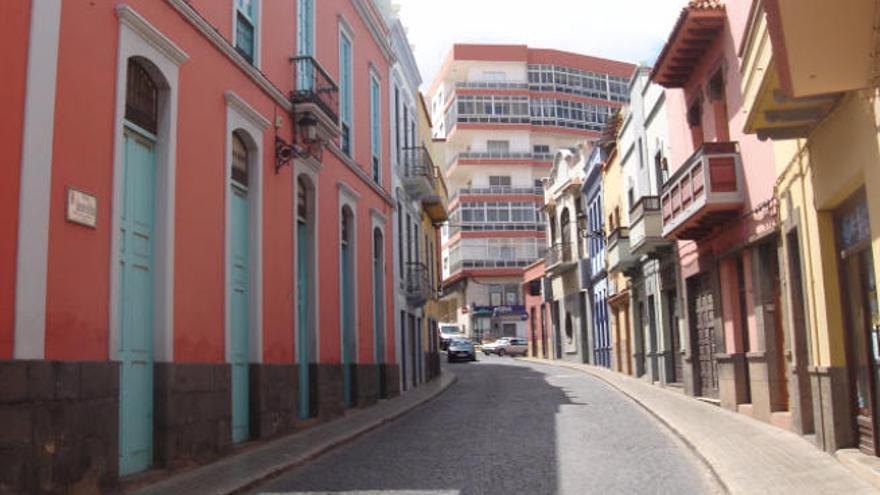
(429, 44), (634, 342)
(739, 0), (880, 457)
(0, 0), (429, 491)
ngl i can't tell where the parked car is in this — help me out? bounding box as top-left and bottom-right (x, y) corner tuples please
(447, 339), (477, 363)
(439, 324), (465, 351)
(496, 337), (529, 357)
(481, 338), (509, 355)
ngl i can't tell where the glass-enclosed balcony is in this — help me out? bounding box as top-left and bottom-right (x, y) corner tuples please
(660, 142), (745, 241)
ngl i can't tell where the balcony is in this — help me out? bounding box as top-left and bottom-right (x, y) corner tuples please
(405, 262), (431, 307)
(447, 152), (553, 169)
(421, 193), (448, 223)
(291, 56), (340, 140)
(629, 196), (672, 257)
(545, 243), (577, 275)
(399, 147), (436, 200)
(450, 186), (544, 203)
(606, 227), (637, 273)
(764, 0), (874, 98)
(660, 142), (745, 241)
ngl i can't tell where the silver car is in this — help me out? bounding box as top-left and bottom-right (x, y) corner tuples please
(447, 339), (477, 362)
(496, 337), (528, 357)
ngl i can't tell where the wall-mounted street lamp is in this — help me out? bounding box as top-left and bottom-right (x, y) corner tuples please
(576, 211), (604, 239)
(275, 112), (323, 174)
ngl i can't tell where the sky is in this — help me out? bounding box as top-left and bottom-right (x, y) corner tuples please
(393, 0), (688, 89)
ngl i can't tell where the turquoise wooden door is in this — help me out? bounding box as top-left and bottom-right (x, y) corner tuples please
(230, 184), (250, 443)
(119, 127), (156, 476)
(341, 241), (354, 407)
(297, 221), (310, 419)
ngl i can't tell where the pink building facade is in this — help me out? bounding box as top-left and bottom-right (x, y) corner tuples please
(653, 1), (792, 429)
(0, 0), (402, 491)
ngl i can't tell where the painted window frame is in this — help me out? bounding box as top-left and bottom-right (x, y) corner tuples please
(338, 182), (360, 363)
(296, 0), (315, 56)
(338, 20), (354, 157)
(233, 0), (260, 67)
(370, 69), (382, 185)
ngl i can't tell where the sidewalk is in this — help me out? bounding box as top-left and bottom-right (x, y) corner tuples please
(523, 358), (879, 495)
(129, 372), (456, 495)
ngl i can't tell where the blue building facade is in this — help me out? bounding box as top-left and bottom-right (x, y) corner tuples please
(583, 147), (611, 368)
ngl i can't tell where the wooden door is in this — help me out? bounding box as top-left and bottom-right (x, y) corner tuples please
(230, 183), (250, 443)
(691, 275), (719, 399)
(118, 127), (156, 476)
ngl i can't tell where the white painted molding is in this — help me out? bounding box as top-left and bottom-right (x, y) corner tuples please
(350, 0), (394, 63)
(338, 13), (356, 40)
(224, 91), (271, 130)
(294, 155), (322, 175)
(327, 143), (394, 205)
(116, 4), (188, 65)
(14, 0), (63, 359)
(164, 0), (292, 111)
(370, 207), (388, 225)
(337, 180), (361, 202)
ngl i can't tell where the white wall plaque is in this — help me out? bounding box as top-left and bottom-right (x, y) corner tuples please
(66, 188), (97, 228)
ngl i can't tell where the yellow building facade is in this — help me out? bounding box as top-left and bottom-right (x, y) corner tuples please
(742, 0), (880, 455)
(600, 114), (634, 376)
(417, 93), (449, 381)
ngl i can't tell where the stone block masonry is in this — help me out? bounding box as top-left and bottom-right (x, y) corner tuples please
(154, 363), (232, 471)
(0, 360), (119, 494)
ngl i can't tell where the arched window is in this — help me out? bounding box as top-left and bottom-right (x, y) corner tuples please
(125, 59), (158, 134)
(232, 132), (249, 187)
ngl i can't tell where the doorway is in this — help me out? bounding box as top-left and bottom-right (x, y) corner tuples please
(837, 190), (879, 455)
(689, 274), (719, 399)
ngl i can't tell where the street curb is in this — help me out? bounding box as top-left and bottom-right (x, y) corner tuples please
(520, 358), (730, 495)
(131, 372), (457, 495)
(233, 371), (458, 494)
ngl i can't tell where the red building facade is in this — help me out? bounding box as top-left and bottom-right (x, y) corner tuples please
(0, 0), (400, 491)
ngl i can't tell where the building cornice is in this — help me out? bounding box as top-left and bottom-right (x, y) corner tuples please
(350, 0), (394, 63)
(117, 4), (189, 65)
(327, 143), (395, 206)
(163, 0), (292, 111)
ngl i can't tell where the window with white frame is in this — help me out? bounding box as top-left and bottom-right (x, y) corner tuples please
(296, 0), (314, 56)
(235, 0), (258, 64)
(370, 72), (381, 183)
(339, 27), (353, 156)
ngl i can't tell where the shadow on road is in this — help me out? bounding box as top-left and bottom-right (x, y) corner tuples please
(252, 359), (574, 495)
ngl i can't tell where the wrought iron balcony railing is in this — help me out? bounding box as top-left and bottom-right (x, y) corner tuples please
(404, 262), (431, 307)
(291, 55), (339, 125)
(545, 242), (576, 273)
(399, 147), (436, 200)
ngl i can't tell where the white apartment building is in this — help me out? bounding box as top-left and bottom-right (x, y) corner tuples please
(429, 44), (634, 342)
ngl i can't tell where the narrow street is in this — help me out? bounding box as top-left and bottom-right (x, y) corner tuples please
(249, 357), (722, 495)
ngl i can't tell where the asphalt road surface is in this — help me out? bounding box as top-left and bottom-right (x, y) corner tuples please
(249, 355), (723, 495)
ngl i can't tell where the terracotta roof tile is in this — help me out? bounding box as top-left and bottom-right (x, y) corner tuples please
(688, 0), (725, 9)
